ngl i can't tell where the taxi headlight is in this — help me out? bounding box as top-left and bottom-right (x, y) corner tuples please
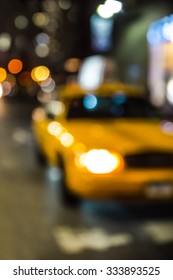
(76, 149), (124, 174)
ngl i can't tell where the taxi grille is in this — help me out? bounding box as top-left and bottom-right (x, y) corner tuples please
(125, 152), (173, 168)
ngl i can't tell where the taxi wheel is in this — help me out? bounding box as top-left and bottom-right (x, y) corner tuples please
(58, 155), (80, 207)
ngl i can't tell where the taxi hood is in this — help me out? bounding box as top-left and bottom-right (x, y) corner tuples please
(65, 119), (173, 154)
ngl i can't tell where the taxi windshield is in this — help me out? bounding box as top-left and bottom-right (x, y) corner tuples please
(67, 94), (160, 119)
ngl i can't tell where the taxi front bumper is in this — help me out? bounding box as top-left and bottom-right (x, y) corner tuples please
(66, 166), (173, 201)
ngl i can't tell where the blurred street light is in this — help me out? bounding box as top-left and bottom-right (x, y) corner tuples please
(97, 0), (123, 19)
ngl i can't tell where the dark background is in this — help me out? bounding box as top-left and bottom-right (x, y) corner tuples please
(0, 0), (173, 86)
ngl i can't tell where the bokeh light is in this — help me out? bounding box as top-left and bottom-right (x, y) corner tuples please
(58, 0), (72, 10)
(97, 4), (114, 19)
(40, 77), (56, 93)
(32, 108), (46, 122)
(161, 120), (173, 134)
(97, 0), (122, 19)
(8, 59), (23, 74)
(83, 94), (98, 110)
(14, 15), (28, 30)
(31, 66), (50, 82)
(64, 58), (81, 73)
(35, 44), (49, 57)
(78, 55), (106, 90)
(0, 33), (12, 52)
(1, 81), (12, 96)
(32, 12), (49, 28)
(47, 101), (65, 116)
(37, 91), (52, 103)
(35, 33), (50, 45)
(43, 0), (58, 13)
(48, 121), (63, 136)
(59, 132), (74, 147)
(0, 68), (7, 82)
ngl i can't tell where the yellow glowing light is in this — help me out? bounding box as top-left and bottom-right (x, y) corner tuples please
(31, 67), (38, 82)
(77, 149), (124, 174)
(48, 122), (63, 136)
(32, 108), (46, 122)
(59, 132), (74, 147)
(0, 68), (7, 82)
(8, 59), (23, 74)
(31, 66), (50, 82)
(77, 153), (87, 168)
(73, 143), (87, 168)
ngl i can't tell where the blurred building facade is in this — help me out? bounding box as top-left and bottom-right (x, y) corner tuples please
(110, 0), (173, 87)
(1, 0), (173, 103)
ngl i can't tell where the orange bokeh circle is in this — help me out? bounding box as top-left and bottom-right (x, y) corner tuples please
(8, 59), (23, 74)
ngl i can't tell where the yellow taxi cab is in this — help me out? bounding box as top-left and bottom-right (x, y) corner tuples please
(32, 83), (173, 204)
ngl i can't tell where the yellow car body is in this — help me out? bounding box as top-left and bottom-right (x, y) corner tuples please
(32, 83), (173, 202)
